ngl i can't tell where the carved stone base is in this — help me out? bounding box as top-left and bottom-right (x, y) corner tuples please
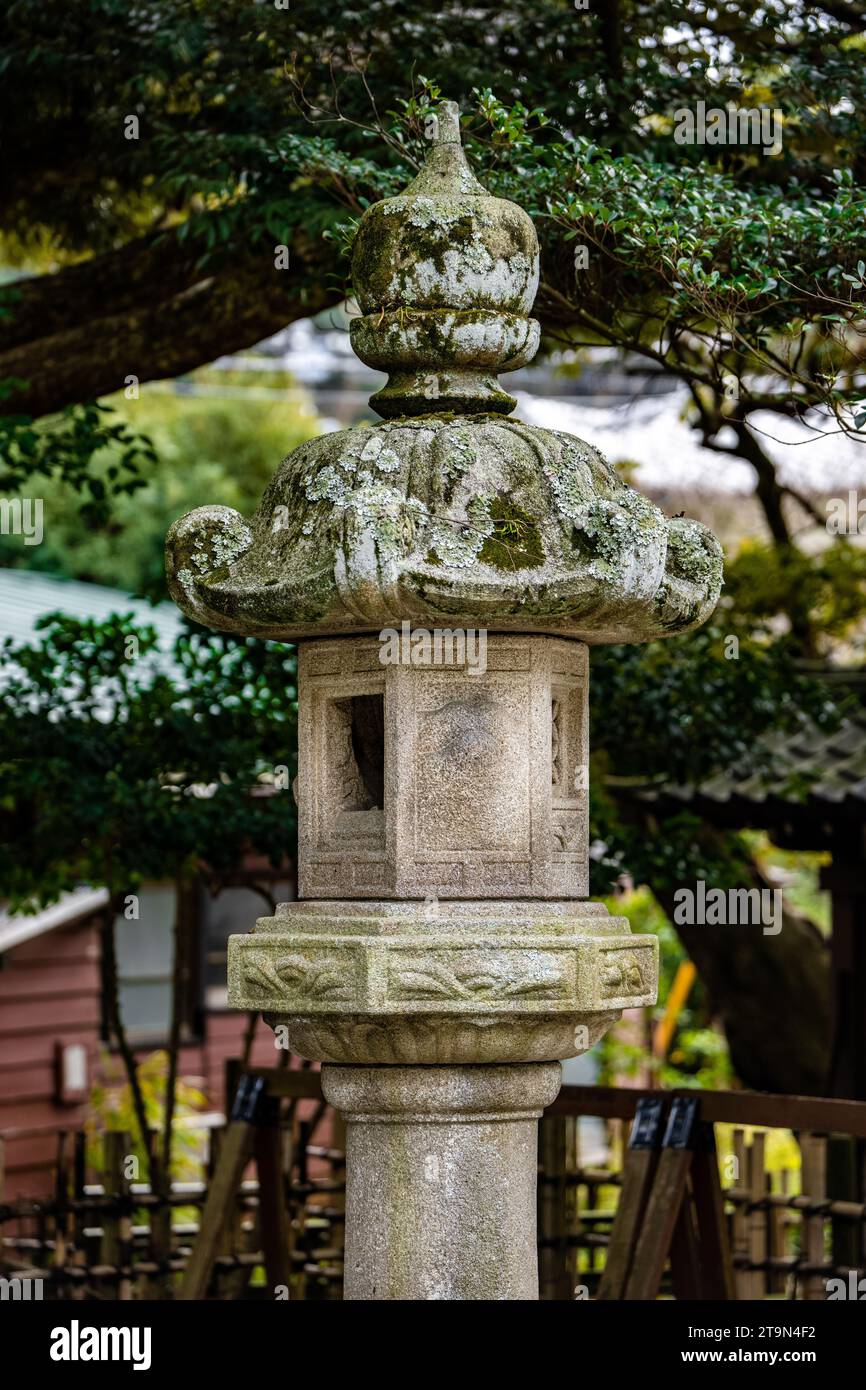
(267, 1011), (617, 1065)
(228, 898), (658, 1064)
(321, 1062), (562, 1300)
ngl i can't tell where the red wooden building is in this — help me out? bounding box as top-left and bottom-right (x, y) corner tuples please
(0, 879), (289, 1198)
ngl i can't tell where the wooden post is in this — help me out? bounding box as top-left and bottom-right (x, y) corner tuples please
(70, 1131), (87, 1299)
(182, 1125), (255, 1299)
(768, 1161), (789, 1295)
(179, 1075), (266, 1300)
(600, 1098), (733, 1302)
(255, 1116), (293, 1297)
(827, 1136), (861, 1274)
(747, 1130), (767, 1299)
(625, 1099), (698, 1301)
(597, 1097), (667, 1300)
(102, 1131), (132, 1299)
(538, 1113), (571, 1300)
(146, 1127), (173, 1300)
(210, 1124), (251, 1299)
(53, 1130), (70, 1276)
(800, 1132), (828, 1299)
(731, 1127), (749, 1297)
(690, 1123), (736, 1300)
(668, 1186), (702, 1300)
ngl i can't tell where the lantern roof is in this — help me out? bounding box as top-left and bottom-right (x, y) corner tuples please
(167, 102), (723, 644)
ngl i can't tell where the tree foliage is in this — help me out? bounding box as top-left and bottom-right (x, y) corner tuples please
(0, 614), (297, 910)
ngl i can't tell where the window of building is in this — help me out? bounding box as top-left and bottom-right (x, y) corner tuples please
(113, 883), (199, 1043)
(201, 880), (294, 1011)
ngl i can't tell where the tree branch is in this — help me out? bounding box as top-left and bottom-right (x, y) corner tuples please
(0, 232), (340, 418)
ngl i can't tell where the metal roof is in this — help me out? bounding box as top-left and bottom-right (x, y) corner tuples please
(0, 569), (183, 652)
(0, 887), (110, 955)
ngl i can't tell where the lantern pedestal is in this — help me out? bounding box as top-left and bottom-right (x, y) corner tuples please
(321, 1062), (562, 1301)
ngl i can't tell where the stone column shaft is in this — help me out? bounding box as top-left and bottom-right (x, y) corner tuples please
(322, 1063), (562, 1300)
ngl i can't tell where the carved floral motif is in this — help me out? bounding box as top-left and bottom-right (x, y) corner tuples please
(277, 1012), (621, 1065)
(388, 952), (568, 1002)
(243, 953), (353, 1001)
(600, 951), (647, 997)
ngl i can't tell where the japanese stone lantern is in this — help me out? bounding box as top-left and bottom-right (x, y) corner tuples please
(166, 102), (722, 1300)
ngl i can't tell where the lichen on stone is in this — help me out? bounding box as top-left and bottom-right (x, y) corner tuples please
(437, 425), (476, 488)
(532, 437), (598, 525)
(426, 488), (497, 568)
(570, 493), (659, 575)
(665, 518), (724, 587)
(463, 241), (495, 274)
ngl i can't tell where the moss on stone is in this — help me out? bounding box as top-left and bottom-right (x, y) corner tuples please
(167, 103), (722, 647)
(351, 183), (539, 319)
(478, 496), (545, 571)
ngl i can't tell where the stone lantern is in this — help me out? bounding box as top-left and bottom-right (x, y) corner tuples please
(166, 101), (722, 1300)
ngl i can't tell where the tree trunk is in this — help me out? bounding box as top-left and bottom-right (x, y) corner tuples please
(161, 875), (196, 1184)
(653, 863), (831, 1095)
(0, 229), (337, 418)
(101, 903), (159, 1186)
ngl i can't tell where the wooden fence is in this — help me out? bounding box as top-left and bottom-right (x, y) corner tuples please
(538, 1085), (866, 1300)
(0, 1071), (345, 1301)
(2, 1076), (865, 1299)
